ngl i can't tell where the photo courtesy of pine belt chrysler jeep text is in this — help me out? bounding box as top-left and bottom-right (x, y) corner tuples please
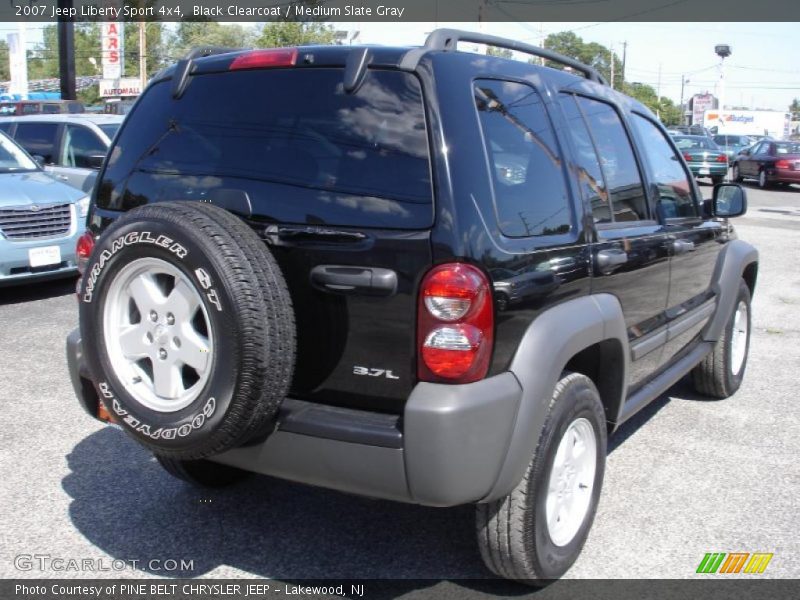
(66, 29), (758, 584)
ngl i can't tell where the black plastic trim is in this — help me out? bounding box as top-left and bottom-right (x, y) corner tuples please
(277, 398), (403, 449)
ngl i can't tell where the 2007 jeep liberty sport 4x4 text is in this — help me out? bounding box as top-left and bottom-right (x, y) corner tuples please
(66, 30), (758, 583)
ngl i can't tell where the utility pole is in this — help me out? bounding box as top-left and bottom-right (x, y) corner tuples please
(609, 44), (615, 89)
(620, 41), (627, 87)
(656, 63), (662, 120)
(680, 75), (689, 126)
(57, 0), (76, 100)
(139, 22), (147, 91)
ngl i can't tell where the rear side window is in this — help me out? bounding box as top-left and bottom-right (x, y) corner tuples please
(474, 79), (571, 237)
(62, 125), (106, 169)
(14, 122), (59, 164)
(100, 68), (432, 230)
(563, 94), (649, 224)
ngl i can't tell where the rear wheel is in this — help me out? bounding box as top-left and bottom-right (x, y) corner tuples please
(692, 280), (751, 399)
(476, 372), (606, 584)
(732, 164), (743, 182)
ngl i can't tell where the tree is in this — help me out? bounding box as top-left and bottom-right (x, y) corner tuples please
(0, 40), (9, 81)
(486, 46), (513, 59)
(167, 23), (257, 59)
(541, 31), (622, 87)
(790, 98), (800, 118)
(623, 82), (682, 126)
(256, 22), (336, 48)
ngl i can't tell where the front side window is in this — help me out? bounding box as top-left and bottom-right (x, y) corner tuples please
(631, 114), (697, 219)
(575, 96), (649, 223)
(474, 79), (571, 237)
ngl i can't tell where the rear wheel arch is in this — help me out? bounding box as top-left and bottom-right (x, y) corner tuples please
(482, 293), (628, 502)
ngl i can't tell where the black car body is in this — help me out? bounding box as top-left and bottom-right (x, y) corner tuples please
(66, 30), (758, 583)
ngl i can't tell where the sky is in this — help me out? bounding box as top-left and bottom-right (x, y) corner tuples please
(2, 21), (798, 112)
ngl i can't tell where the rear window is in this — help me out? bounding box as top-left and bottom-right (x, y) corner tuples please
(99, 68), (433, 229)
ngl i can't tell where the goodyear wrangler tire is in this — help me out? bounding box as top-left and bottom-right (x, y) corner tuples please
(80, 201), (295, 460)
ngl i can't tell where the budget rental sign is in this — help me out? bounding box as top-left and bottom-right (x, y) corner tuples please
(101, 22), (124, 80)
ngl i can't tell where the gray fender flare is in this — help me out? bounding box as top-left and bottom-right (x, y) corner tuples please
(482, 293), (629, 503)
(703, 239), (758, 342)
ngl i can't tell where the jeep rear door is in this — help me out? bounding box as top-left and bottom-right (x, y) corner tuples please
(92, 65), (434, 414)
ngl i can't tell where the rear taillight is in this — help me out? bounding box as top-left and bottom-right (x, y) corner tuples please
(418, 263), (493, 383)
(76, 231), (95, 275)
(229, 48), (298, 70)
(716, 154), (728, 163)
(682, 153), (693, 162)
(775, 159), (790, 169)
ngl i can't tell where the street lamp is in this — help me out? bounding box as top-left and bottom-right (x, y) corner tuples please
(715, 43), (731, 110)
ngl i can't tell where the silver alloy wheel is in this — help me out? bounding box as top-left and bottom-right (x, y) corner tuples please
(730, 300), (749, 376)
(546, 417), (597, 547)
(102, 257), (213, 412)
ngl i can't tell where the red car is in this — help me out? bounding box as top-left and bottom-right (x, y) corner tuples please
(732, 140), (800, 188)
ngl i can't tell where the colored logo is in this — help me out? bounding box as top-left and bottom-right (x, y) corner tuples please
(697, 552), (773, 574)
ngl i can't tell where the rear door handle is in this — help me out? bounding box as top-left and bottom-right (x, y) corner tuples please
(56, 175), (69, 181)
(310, 265), (397, 297)
(595, 249), (628, 274)
(672, 239), (695, 255)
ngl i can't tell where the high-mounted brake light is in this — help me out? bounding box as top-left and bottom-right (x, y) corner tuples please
(229, 48), (298, 71)
(418, 263), (493, 383)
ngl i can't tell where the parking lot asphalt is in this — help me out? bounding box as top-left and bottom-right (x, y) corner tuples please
(0, 184), (798, 591)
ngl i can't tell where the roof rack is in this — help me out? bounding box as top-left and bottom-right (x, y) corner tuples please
(409, 28), (607, 86)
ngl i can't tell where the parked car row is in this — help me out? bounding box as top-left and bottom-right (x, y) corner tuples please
(0, 114), (123, 286)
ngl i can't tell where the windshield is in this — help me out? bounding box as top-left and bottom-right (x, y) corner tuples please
(98, 123), (120, 139)
(0, 131), (38, 172)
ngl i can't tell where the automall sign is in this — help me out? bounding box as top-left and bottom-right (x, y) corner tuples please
(100, 78), (141, 98)
(692, 94), (716, 126)
(101, 22), (124, 80)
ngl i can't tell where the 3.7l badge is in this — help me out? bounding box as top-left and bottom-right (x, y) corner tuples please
(353, 366), (399, 379)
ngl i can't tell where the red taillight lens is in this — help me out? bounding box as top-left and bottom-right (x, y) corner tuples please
(76, 231), (95, 275)
(775, 159), (790, 169)
(229, 48), (298, 70)
(418, 263), (493, 383)
(682, 153), (693, 162)
(716, 154), (728, 163)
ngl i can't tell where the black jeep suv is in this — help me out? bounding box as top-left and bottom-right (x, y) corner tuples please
(66, 29), (758, 583)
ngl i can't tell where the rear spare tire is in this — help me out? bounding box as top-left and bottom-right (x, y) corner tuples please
(80, 201), (295, 459)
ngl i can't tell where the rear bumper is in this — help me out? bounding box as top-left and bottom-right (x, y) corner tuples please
(687, 163), (728, 177)
(767, 169), (800, 183)
(67, 329), (523, 507)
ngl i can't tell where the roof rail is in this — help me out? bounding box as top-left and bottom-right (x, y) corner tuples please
(418, 28), (607, 86)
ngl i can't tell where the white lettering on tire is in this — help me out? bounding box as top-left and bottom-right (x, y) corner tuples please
(194, 268), (223, 312)
(102, 382), (216, 440)
(82, 231), (188, 303)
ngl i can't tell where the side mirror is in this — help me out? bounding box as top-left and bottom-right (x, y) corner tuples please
(31, 154), (45, 166)
(713, 183), (747, 218)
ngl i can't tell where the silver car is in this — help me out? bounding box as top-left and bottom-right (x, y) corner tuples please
(0, 130), (88, 285)
(0, 114), (123, 193)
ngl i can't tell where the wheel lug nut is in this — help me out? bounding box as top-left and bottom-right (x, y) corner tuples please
(150, 310), (158, 322)
(145, 332), (153, 344)
(173, 337), (181, 348)
(159, 348), (167, 360)
(166, 313), (175, 325)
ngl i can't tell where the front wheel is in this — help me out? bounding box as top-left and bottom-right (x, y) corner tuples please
(156, 455), (250, 488)
(758, 169), (769, 189)
(732, 164), (743, 182)
(476, 372), (607, 584)
(692, 280), (752, 399)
